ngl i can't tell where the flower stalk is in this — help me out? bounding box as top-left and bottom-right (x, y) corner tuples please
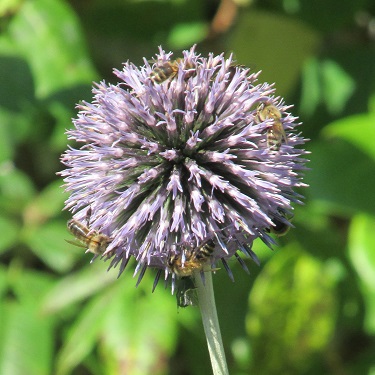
(194, 270), (229, 375)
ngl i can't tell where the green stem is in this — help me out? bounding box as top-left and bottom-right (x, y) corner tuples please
(194, 270), (229, 375)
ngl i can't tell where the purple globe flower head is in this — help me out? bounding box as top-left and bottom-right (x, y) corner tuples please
(59, 45), (309, 292)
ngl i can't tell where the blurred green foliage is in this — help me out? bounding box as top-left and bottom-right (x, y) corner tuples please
(1, 0), (375, 374)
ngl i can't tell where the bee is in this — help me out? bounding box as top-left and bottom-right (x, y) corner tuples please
(256, 103), (287, 152)
(266, 209), (294, 237)
(267, 218), (290, 236)
(67, 209), (111, 256)
(176, 277), (198, 308)
(168, 238), (216, 277)
(150, 59), (195, 84)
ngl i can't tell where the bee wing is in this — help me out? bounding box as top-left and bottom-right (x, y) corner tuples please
(65, 239), (87, 249)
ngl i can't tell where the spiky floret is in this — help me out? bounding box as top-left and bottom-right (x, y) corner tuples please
(60, 45), (308, 290)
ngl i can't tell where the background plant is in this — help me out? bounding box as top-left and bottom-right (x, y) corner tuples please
(0, 0), (375, 374)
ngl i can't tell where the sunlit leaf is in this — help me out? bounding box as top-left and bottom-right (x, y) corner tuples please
(300, 57), (321, 117)
(8, 267), (55, 304)
(56, 290), (112, 375)
(246, 246), (337, 374)
(0, 0), (22, 17)
(348, 214), (375, 334)
(100, 276), (178, 375)
(0, 215), (19, 254)
(321, 59), (356, 115)
(305, 140), (375, 215)
(22, 219), (80, 273)
(41, 262), (118, 315)
(230, 10), (320, 96)
(0, 166), (35, 214)
(0, 265), (8, 298)
(300, 58), (356, 117)
(23, 180), (68, 226)
(167, 22), (208, 49)
(7, 0), (97, 98)
(0, 301), (53, 375)
(322, 112), (375, 161)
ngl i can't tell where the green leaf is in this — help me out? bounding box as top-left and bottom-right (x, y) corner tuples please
(305, 139), (375, 215)
(7, 0), (97, 98)
(0, 113), (14, 163)
(22, 219), (80, 273)
(0, 301), (53, 375)
(0, 215), (19, 254)
(100, 277), (178, 375)
(8, 268), (55, 305)
(300, 58), (356, 117)
(0, 166), (35, 214)
(300, 57), (322, 117)
(0, 265), (8, 299)
(0, 56), (35, 112)
(320, 59), (356, 115)
(246, 246), (337, 374)
(348, 214), (375, 334)
(230, 10), (320, 97)
(167, 22), (208, 49)
(0, 0), (22, 17)
(322, 112), (375, 161)
(55, 289), (115, 375)
(41, 262), (118, 315)
(24, 180), (68, 225)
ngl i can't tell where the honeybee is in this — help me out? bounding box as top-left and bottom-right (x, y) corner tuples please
(168, 238), (216, 277)
(176, 277), (198, 308)
(256, 103), (287, 152)
(266, 209), (294, 237)
(267, 218), (290, 236)
(150, 59), (195, 84)
(67, 209), (111, 256)
(227, 64), (247, 81)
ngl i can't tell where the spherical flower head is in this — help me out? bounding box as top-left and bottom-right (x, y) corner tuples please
(59, 45), (308, 290)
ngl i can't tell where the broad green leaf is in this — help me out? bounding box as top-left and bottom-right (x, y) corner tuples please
(8, 268), (55, 305)
(322, 112), (375, 161)
(0, 215), (19, 254)
(0, 56), (35, 112)
(0, 166), (35, 214)
(246, 246), (337, 375)
(41, 262), (118, 315)
(0, 0), (22, 17)
(300, 58), (356, 117)
(55, 290), (112, 375)
(22, 219), (80, 273)
(0, 112), (15, 163)
(321, 59), (355, 115)
(0, 265), (8, 298)
(24, 180), (67, 225)
(230, 10), (320, 97)
(348, 214), (375, 334)
(300, 57), (321, 117)
(8, 0), (97, 98)
(167, 22), (208, 49)
(100, 276), (178, 375)
(305, 139), (375, 215)
(0, 301), (53, 375)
